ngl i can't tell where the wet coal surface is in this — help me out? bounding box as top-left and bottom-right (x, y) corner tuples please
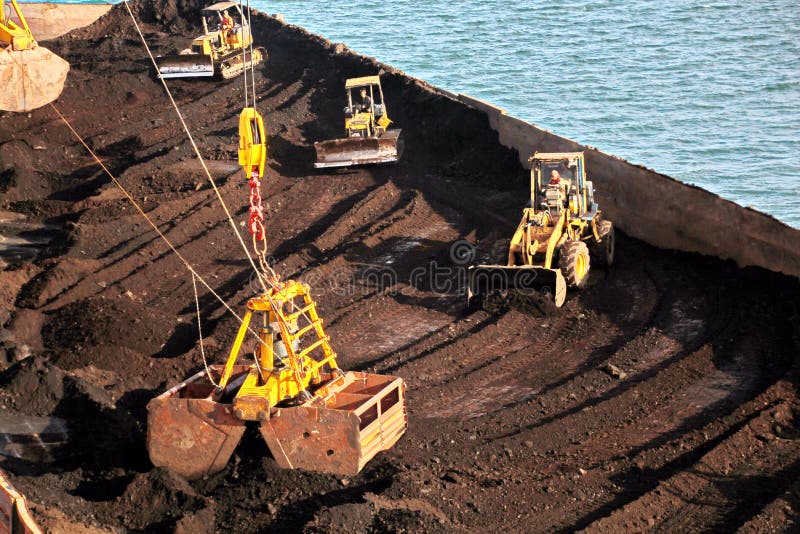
(0, 1), (798, 531)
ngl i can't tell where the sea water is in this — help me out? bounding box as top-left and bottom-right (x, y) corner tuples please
(50, 0), (800, 227)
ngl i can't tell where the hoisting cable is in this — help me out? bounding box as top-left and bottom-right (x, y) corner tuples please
(239, 0), (248, 109)
(122, 1), (317, 375)
(123, 0), (270, 295)
(246, 0), (257, 111)
(122, 1), (318, 371)
(2, 51), (285, 381)
(191, 271), (218, 387)
(124, 1), (294, 332)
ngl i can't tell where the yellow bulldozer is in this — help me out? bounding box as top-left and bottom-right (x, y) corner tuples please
(147, 279), (407, 479)
(314, 75), (403, 168)
(468, 151), (614, 309)
(0, 0), (69, 112)
(156, 1), (266, 80)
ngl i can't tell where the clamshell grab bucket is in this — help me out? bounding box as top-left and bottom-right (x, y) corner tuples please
(261, 371), (407, 475)
(147, 367), (407, 480)
(467, 264), (567, 308)
(0, 46), (69, 112)
(314, 130), (403, 169)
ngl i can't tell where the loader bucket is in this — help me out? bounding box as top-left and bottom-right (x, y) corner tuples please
(467, 264), (567, 308)
(156, 54), (214, 79)
(314, 129), (403, 169)
(0, 46), (69, 112)
(260, 372), (407, 475)
(146, 366), (248, 480)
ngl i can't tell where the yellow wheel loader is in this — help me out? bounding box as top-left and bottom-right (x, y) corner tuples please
(467, 152), (615, 309)
(0, 0), (69, 112)
(147, 280), (407, 479)
(156, 1), (266, 80)
(314, 75), (403, 168)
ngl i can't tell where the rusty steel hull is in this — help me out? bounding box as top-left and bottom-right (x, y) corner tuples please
(314, 129), (403, 169)
(147, 367), (407, 479)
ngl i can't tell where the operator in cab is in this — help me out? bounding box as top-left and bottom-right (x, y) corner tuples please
(220, 10), (234, 40)
(357, 88), (373, 113)
(549, 169), (571, 200)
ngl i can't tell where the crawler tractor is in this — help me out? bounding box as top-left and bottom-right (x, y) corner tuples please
(156, 1), (266, 80)
(314, 75), (403, 168)
(468, 152), (614, 308)
(147, 280), (407, 479)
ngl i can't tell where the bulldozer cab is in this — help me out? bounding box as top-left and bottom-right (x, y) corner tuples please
(343, 76), (391, 137)
(313, 74), (402, 168)
(198, 2), (251, 52)
(530, 152), (596, 219)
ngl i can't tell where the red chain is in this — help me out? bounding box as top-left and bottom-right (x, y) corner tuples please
(248, 172), (265, 242)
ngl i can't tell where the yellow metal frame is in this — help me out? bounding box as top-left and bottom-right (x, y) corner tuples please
(216, 281), (342, 421)
(1, 0), (36, 51)
(238, 107), (266, 179)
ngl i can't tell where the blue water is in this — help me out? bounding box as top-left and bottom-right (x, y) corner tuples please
(51, 0), (800, 227)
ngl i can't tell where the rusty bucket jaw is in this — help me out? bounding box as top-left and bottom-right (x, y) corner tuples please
(146, 366), (248, 480)
(261, 371), (407, 475)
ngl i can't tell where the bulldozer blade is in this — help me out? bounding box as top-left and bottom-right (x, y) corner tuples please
(260, 372), (407, 475)
(314, 129), (403, 169)
(157, 54), (214, 79)
(146, 367), (248, 480)
(0, 46), (69, 112)
(467, 264), (567, 308)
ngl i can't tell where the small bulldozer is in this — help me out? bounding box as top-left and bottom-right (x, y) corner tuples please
(314, 75), (403, 168)
(156, 1), (266, 80)
(468, 152), (614, 309)
(147, 280), (407, 479)
(0, 0), (69, 112)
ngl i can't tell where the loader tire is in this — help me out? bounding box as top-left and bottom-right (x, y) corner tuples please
(590, 220), (615, 267)
(559, 240), (590, 289)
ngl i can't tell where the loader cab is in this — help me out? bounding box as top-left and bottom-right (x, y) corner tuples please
(343, 76), (392, 138)
(530, 152), (593, 217)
